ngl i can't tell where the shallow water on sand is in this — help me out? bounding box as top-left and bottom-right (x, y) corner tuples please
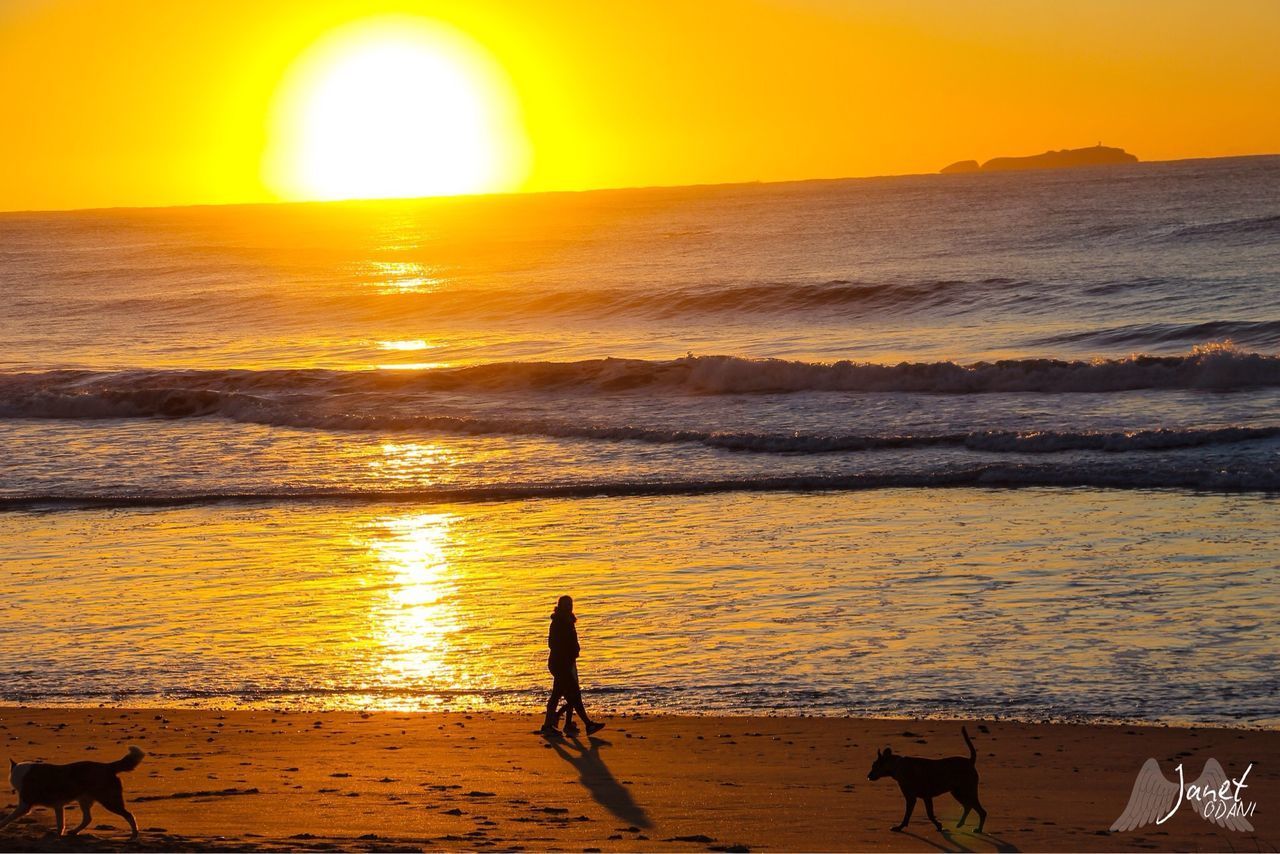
(2, 488), (1276, 725)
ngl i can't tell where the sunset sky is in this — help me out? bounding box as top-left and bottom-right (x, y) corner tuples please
(2, 0), (1278, 211)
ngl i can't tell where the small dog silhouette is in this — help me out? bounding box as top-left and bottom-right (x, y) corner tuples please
(1, 746), (144, 839)
(867, 727), (986, 833)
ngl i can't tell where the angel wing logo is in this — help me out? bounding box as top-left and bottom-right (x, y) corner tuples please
(1111, 758), (1255, 832)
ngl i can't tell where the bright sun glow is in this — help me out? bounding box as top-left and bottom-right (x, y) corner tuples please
(264, 17), (530, 201)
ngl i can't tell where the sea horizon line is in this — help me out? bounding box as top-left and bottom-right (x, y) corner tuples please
(3, 151), (1277, 218)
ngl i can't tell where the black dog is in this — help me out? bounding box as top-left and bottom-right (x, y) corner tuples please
(867, 727), (986, 832)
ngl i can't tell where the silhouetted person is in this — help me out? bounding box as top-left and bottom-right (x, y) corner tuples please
(541, 595), (604, 736)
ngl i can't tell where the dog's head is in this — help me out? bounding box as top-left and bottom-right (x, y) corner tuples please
(8, 758), (34, 794)
(867, 746), (897, 780)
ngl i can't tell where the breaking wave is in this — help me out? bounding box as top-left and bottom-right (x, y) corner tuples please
(2, 346), (1277, 407)
(1, 378), (1276, 457)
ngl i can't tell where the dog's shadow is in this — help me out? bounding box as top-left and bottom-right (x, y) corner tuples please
(897, 827), (1020, 853)
(971, 829), (1020, 853)
(896, 828), (972, 853)
(546, 735), (651, 829)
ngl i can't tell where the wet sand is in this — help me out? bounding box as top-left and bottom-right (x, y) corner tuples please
(0, 709), (1275, 852)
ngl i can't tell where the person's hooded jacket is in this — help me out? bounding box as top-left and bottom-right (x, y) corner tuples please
(547, 607), (580, 671)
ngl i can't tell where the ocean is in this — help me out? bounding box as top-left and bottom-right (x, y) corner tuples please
(1, 155), (1277, 725)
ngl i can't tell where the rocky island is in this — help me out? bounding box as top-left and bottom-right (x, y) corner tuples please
(942, 144), (1138, 174)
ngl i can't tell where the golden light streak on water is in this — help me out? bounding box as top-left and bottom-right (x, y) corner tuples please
(365, 260), (445, 294)
(374, 362), (451, 371)
(377, 339), (435, 351)
(368, 513), (464, 697)
(365, 442), (456, 486)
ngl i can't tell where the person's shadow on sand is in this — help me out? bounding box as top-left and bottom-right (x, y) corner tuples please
(547, 735), (651, 829)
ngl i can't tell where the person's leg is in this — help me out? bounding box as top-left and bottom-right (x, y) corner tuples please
(560, 664), (580, 732)
(567, 666), (592, 724)
(568, 667), (605, 733)
(572, 691), (592, 723)
(543, 665), (564, 731)
(542, 691), (560, 730)
(542, 688), (563, 731)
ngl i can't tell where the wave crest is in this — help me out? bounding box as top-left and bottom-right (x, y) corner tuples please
(1161, 213), (1280, 244)
(3, 346), (1277, 406)
(2, 368), (1278, 456)
(1025, 321), (1280, 351)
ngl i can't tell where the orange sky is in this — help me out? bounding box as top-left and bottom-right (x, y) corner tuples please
(1, 0), (1278, 211)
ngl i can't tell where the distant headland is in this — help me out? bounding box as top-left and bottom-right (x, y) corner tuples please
(941, 144), (1139, 174)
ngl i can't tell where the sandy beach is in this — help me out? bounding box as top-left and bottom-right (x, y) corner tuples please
(0, 709), (1273, 852)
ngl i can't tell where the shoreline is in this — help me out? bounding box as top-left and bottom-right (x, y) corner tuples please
(2, 702), (1274, 732)
(1, 709), (1275, 852)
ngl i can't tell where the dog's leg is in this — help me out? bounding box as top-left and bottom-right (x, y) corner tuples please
(954, 783), (987, 833)
(0, 802), (31, 830)
(53, 804), (64, 836)
(67, 799), (93, 836)
(971, 796), (987, 833)
(892, 795), (916, 831)
(923, 797), (943, 831)
(98, 782), (139, 840)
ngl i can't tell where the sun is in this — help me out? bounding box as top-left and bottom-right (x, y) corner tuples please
(264, 17), (530, 201)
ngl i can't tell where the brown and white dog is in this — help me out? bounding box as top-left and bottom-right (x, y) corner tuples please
(1, 746), (144, 839)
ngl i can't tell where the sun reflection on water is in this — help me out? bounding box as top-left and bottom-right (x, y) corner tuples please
(377, 338), (434, 351)
(365, 260), (444, 293)
(366, 442), (455, 485)
(374, 362), (450, 370)
(367, 512), (465, 703)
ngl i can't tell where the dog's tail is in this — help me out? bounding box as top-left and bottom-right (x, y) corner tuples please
(109, 746), (145, 774)
(961, 727), (976, 763)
